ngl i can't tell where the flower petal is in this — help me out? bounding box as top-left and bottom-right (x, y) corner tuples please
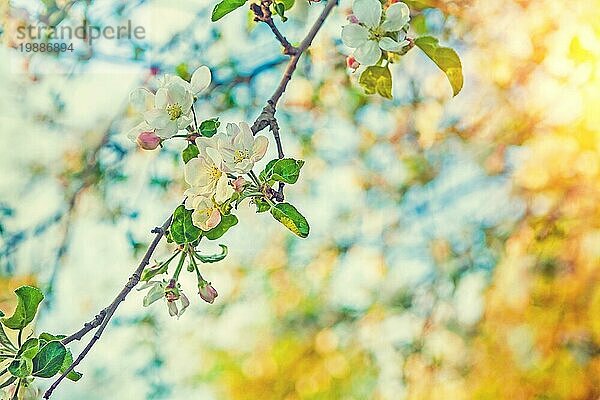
(207, 208), (222, 230)
(381, 2), (410, 32)
(191, 66), (211, 94)
(252, 136), (269, 162)
(143, 283), (164, 306)
(130, 88), (153, 112)
(154, 88), (168, 109)
(341, 24), (369, 48)
(353, 0), (382, 29)
(144, 109), (170, 129)
(354, 40), (382, 66)
(215, 175), (234, 203)
(155, 121), (178, 138)
(379, 37), (404, 52)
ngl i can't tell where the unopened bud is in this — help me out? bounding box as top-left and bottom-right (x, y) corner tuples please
(346, 55), (360, 71)
(232, 177), (247, 192)
(347, 14), (359, 24)
(136, 131), (161, 150)
(198, 281), (218, 304)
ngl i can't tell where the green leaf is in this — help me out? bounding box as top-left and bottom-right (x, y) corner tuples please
(0, 325), (16, 352)
(263, 158), (305, 184)
(211, 0), (247, 21)
(254, 197), (271, 213)
(38, 333), (66, 343)
(17, 338), (39, 360)
(0, 376), (16, 389)
(414, 36), (463, 96)
(199, 118), (220, 137)
(274, 2), (287, 21)
(60, 349), (82, 382)
(259, 159), (278, 183)
(8, 358), (32, 379)
(141, 263), (169, 282)
(280, 0), (294, 9)
(195, 244), (228, 263)
(270, 203), (310, 238)
(204, 214), (238, 240)
(359, 66), (393, 99)
(2, 286), (44, 330)
(32, 340), (67, 378)
(170, 205), (202, 245)
(182, 143), (200, 163)
(175, 62), (190, 80)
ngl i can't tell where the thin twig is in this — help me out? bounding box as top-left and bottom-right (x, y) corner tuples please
(251, 0), (298, 55)
(44, 215), (173, 399)
(251, 0), (338, 202)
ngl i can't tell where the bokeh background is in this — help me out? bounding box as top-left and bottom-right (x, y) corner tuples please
(1, 0), (600, 398)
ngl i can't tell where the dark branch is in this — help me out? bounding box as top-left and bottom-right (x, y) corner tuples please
(251, 0), (298, 56)
(44, 215), (173, 399)
(251, 0), (338, 202)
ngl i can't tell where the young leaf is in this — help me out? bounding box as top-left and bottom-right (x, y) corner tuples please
(32, 340), (67, 378)
(414, 36), (463, 96)
(8, 357), (32, 379)
(259, 159), (278, 183)
(204, 214), (238, 240)
(254, 197), (271, 213)
(17, 338), (39, 360)
(141, 263), (169, 282)
(265, 159), (305, 184)
(199, 118), (220, 137)
(359, 66), (393, 99)
(2, 286), (44, 330)
(182, 143), (200, 163)
(170, 205), (202, 245)
(60, 349), (83, 382)
(212, 0), (247, 21)
(195, 244), (228, 263)
(0, 325), (16, 352)
(270, 203), (310, 238)
(38, 333), (66, 343)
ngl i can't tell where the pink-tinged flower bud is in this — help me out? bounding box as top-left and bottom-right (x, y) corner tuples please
(136, 131), (161, 150)
(347, 14), (359, 24)
(232, 177), (247, 193)
(346, 55), (360, 71)
(198, 281), (218, 304)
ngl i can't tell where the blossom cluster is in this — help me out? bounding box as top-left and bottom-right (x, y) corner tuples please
(184, 122), (268, 230)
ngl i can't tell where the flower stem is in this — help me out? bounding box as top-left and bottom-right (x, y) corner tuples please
(172, 249), (187, 281)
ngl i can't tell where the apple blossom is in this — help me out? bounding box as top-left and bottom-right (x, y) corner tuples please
(138, 279), (190, 318)
(184, 138), (233, 203)
(217, 122), (269, 174)
(187, 195), (222, 231)
(341, 0), (410, 65)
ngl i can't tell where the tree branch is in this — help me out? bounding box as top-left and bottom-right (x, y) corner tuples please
(251, 0), (298, 56)
(251, 0), (338, 202)
(44, 215), (173, 399)
(42, 1), (338, 397)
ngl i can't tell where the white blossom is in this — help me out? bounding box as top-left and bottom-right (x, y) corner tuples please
(341, 0), (410, 66)
(127, 66), (212, 140)
(183, 137), (233, 203)
(218, 122), (269, 174)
